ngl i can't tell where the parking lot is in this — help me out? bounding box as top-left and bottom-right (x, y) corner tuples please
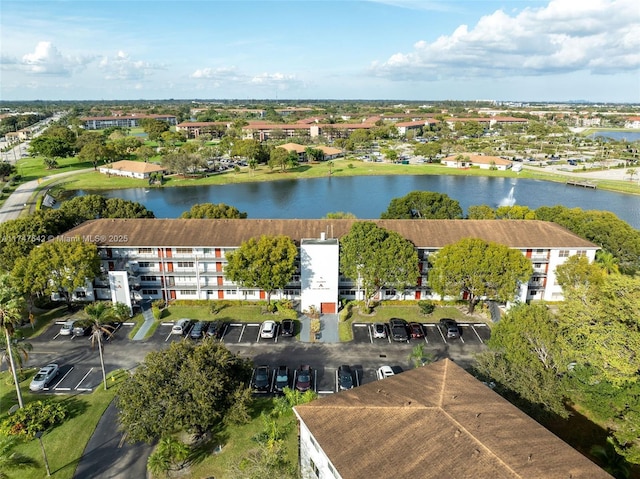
(351, 321), (491, 345)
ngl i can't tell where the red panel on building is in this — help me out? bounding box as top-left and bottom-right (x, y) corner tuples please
(216, 262), (222, 272)
(215, 248), (221, 258)
(218, 290), (224, 299)
(321, 302), (336, 314)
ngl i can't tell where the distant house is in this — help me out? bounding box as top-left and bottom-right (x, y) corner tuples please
(294, 359), (612, 479)
(442, 153), (512, 171)
(277, 143), (343, 161)
(99, 160), (165, 179)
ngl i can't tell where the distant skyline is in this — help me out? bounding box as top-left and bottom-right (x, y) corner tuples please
(1, 0), (639, 103)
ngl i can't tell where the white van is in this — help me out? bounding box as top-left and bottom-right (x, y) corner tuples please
(59, 320), (77, 336)
(171, 318), (192, 335)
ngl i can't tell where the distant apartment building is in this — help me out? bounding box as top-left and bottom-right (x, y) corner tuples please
(81, 114), (177, 130)
(56, 219), (597, 308)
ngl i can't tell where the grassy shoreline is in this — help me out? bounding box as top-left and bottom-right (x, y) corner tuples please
(38, 157), (640, 197)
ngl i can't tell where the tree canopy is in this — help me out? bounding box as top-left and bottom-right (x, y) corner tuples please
(116, 340), (253, 443)
(225, 235), (298, 306)
(58, 194), (155, 225)
(339, 221), (419, 308)
(381, 191), (463, 219)
(12, 238), (100, 305)
(181, 203), (248, 219)
(428, 237), (533, 312)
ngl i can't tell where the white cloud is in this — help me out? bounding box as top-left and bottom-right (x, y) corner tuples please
(21, 41), (90, 75)
(190, 67), (305, 91)
(98, 51), (164, 80)
(190, 66), (246, 87)
(370, 0), (640, 80)
(250, 72), (305, 90)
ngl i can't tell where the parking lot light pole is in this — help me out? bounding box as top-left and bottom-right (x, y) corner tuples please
(35, 431), (51, 476)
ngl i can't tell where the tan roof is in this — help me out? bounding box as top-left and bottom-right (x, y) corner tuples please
(317, 146), (342, 155)
(59, 219), (598, 250)
(294, 360), (611, 479)
(278, 143), (307, 153)
(102, 160), (165, 174)
(443, 154), (513, 166)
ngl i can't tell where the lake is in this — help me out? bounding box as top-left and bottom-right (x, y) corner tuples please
(76, 175), (640, 229)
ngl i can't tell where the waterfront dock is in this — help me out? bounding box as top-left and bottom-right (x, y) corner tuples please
(566, 180), (597, 189)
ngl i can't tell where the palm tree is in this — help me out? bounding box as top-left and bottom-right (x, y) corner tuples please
(0, 334), (32, 378)
(408, 343), (434, 368)
(590, 438), (631, 479)
(84, 302), (116, 391)
(0, 274), (26, 409)
(0, 435), (38, 478)
(595, 251), (620, 275)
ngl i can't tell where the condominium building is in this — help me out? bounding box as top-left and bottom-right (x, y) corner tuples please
(57, 219), (598, 309)
(81, 114), (177, 130)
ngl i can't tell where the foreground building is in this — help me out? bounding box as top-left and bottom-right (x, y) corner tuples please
(294, 359), (612, 479)
(57, 219), (597, 309)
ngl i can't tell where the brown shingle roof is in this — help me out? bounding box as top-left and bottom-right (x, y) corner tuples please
(59, 219), (598, 250)
(294, 360), (611, 479)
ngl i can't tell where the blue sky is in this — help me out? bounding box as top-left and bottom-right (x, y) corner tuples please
(1, 0), (639, 102)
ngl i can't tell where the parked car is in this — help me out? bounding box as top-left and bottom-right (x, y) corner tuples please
(389, 318), (409, 342)
(376, 365), (395, 380)
(260, 320), (277, 339)
(205, 321), (223, 339)
(171, 318), (192, 335)
(409, 322), (424, 339)
(373, 323), (387, 339)
(59, 320), (78, 336)
(252, 365), (271, 392)
(338, 365), (354, 391)
(280, 319), (294, 337)
(274, 365), (290, 394)
(189, 321), (208, 339)
(72, 321), (92, 337)
(29, 363), (59, 391)
(295, 365), (313, 392)
(440, 318), (460, 339)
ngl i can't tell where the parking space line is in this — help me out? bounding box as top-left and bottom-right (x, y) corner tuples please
(238, 324), (247, 342)
(75, 368), (94, 390)
(470, 325), (484, 344)
(367, 325), (373, 344)
(421, 324), (429, 344)
(50, 367), (74, 390)
(165, 330), (174, 342)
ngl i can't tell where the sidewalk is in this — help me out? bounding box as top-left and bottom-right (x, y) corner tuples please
(297, 314), (340, 343)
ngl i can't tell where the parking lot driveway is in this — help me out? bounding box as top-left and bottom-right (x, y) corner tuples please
(221, 323), (262, 344)
(41, 363), (104, 393)
(351, 323), (373, 344)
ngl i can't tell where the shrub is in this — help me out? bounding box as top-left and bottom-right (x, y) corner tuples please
(152, 306), (163, 320)
(0, 400), (68, 439)
(418, 300), (436, 315)
(152, 299), (166, 310)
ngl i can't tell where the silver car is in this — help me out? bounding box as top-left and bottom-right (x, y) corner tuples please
(29, 363), (60, 391)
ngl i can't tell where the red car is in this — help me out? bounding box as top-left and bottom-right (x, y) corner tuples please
(409, 322), (424, 339)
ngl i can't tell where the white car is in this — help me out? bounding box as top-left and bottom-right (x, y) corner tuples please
(29, 363), (60, 391)
(260, 320), (277, 339)
(376, 366), (395, 381)
(171, 318), (192, 335)
(59, 320), (77, 336)
(372, 323), (387, 339)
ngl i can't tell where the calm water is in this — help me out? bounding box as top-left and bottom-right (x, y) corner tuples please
(588, 131), (640, 141)
(76, 175), (640, 230)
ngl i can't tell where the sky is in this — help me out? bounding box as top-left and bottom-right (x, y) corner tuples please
(1, 0), (639, 103)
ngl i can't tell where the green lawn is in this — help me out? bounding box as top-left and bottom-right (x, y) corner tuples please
(0, 369), (126, 479)
(161, 303), (296, 323)
(16, 156), (95, 182)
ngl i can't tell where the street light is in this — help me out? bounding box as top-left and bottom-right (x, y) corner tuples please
(35, 431), (51, 476)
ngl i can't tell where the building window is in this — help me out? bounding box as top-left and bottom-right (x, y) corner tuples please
(138, 248), (154, 254)
(177, 262), (194, 268)
(142, 289), (158, 295)
(181, 290), (196, 295)
(225, 290), (237, 295)
(309, 459), (319, 478)
(559, 250), (570, 257)
(176, 248), (192, 254)
(533, 263), (542, 269)
(576, 250), (587, 257)
(140, 276), (158, 282)
(75, 291), (86, 298)
(138, 262), (153, 268)
(328, 462), (338, 478)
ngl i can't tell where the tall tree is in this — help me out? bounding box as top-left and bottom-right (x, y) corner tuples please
(84, 302), (117, 390)
(225, 235), (298, 306)
(339, 222), (419, 309)
(381, 191), (463, 219)
(12, 239), (100, 308)
(116, 340), (253, 443)
(429, 237), (532, 312)
(180, 203), (248, 219)
(0, 274), (27, 408)
(0, 333), (32, 378)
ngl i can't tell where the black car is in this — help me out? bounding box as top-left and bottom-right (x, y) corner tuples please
(189, 321), (208, 340)
(205, 321), (223, 339)
(440, 318), (460, 339)
(252, 365), (271, 392)
(274, 365), (290, 393)
(389, 318), (409, 342)
(280, 319), (294, 337)
(337, 365), (354, 391)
